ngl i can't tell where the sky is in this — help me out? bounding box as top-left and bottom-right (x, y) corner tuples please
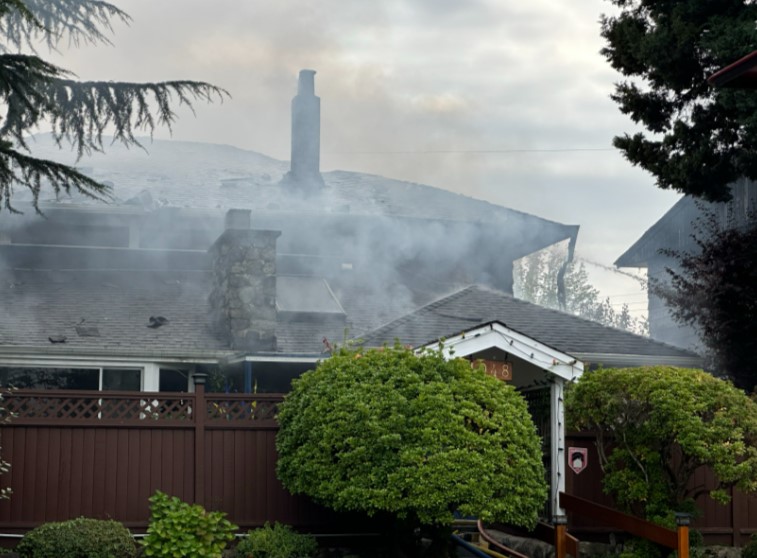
(41, 0), (684, 317)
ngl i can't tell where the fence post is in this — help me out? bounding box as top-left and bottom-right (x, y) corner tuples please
(676, 513), (690, 558)
(554, 514), (567, 558)
(193, 373), (208, 507)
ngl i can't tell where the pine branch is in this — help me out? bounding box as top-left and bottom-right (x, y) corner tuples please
(0, 142), (111, 212)
(0, 52), (229, 155)
(0, 0), (129, 52)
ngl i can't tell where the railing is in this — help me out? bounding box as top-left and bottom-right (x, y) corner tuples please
(556, 492), (690, 558)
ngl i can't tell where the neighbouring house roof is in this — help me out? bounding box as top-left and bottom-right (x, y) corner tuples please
(616, 180), (757, 268)
(708, 50), (757, 88)
(358, 285), (701, 368)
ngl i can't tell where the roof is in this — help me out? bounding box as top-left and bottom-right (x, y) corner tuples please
(358, 285), (701, 368)
(0, 269), (350, 360)
(616, 180), (757, 268)
(23, 134), (577, 237)
(708, 51), (757, 88)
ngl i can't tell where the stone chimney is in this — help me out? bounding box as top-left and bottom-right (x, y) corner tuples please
(208, 209), (280, 352)
(281, 69), (324, 190)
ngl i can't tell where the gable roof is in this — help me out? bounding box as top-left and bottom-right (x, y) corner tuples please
(616, 180), (757, 268)
(359, 285), (701, 368)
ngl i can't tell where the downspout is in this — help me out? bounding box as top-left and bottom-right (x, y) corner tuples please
(557, 227), (579, 311)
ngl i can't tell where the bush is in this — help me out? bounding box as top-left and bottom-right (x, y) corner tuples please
(235, 522), (317, 558)
(141, 491), (237, 558)
(16, 517), (136, 558)
(276, 346), (547, 528)
(743, 533), (757, 558)
(566, 366), (757, 519)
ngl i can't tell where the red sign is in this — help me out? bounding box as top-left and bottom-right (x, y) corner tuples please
(568, 447), (588, 475)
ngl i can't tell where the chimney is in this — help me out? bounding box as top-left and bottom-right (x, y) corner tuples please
(282, 69), (324, 190)
(208, 209), (281, 352)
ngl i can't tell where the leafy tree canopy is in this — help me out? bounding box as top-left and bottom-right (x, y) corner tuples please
(654, 212), (757, 391)
(602, 0), (757, 201)
(276, 346), (547, 530)
(0, 0), (227, 213)
(566, 366), (757, 521)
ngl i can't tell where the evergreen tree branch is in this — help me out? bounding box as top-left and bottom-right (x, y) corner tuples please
(0, 142), (111, 212)
(0, 0), (129, 52)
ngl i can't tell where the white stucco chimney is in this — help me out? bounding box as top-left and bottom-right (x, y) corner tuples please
(282, 69), (324, 191)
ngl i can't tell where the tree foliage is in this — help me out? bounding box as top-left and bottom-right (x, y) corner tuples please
(602, 0), (757, 201)
(514, 246), (648, 335)
(276, 346), (547, 529)
(0, 0), (227, 213)
(654, 212), (757, 391)
(566, 366), (757, 521)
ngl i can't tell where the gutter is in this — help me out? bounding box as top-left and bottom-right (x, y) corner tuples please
(573, 352), (703, 369)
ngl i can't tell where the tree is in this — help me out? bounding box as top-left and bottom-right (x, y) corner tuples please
(276, 346), (547, 555)
(0, 0), (227, 213)
(653, 212), (757, 391)
(514, 246), (649, 335)
(602, 0), (757, 201)
(566, 366), (757, 522)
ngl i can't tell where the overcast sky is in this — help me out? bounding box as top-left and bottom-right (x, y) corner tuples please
(43, 0), (685, 315)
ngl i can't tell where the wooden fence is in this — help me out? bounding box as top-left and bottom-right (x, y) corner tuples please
(0, 380), (350, 533)
(565, 434), (757, 547)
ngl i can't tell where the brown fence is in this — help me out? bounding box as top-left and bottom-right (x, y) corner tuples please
(565, 434), (757, 547)
(0, 382), (349, 533)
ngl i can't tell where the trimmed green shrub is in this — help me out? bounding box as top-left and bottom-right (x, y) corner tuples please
(140, 491), (237, 558)
(566, 366), (757, 520)
(277, 346), (547, 528)
(235, 522), (317, 558)
(16, 517), (136, 558)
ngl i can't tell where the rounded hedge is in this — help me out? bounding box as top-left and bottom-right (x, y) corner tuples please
(276, 346), (547, 527)
(17, 517), (136, 558)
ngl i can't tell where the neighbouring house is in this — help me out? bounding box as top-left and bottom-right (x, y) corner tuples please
(615, 179), (757, 351)
(0, 69), (714, 538)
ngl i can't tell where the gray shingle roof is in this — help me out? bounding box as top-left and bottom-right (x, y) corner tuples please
(358, 285), (700, 366)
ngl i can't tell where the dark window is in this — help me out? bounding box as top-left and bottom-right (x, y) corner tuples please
(159, 369), (189, 392)
(102, 368), (141, 391)
(0, 367), (98, 390)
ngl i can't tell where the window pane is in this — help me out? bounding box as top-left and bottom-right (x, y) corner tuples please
(102, 369), (141, 391)
(159, 369), (188, 392)
(0, 367), (98, 390)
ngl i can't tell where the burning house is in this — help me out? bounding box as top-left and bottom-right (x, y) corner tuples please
(0, 70), (700, 531)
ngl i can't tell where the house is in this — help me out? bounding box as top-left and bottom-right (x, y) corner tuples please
(615, 179), (756, 350)
(0, 70), (703, 534)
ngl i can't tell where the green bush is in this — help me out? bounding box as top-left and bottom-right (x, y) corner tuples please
(141, 491), (237, 558)
(743, 533), (757, 558)
(16, 517), (136, 558)
(276, 346), (547, 528)
(235, 522), (317, 558)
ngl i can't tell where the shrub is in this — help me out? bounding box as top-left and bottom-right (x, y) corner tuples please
(235, 522), (317, 558)
(276, 346), (547, 528)
(743, 533), (757, 558)
(566, 366), (757, 520)
(16, 517), (136, 558)
(141, 491), (237, 558)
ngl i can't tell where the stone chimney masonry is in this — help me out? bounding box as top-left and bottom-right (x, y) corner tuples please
(209, 209), (280, 352)
(282, 69), (324, 190)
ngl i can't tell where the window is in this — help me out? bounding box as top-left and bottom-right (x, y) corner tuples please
(159, 369), (189, 392)
(0, 367), (142, 391)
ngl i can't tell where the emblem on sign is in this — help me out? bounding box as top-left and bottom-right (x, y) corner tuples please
(568, 447), (588, 475)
